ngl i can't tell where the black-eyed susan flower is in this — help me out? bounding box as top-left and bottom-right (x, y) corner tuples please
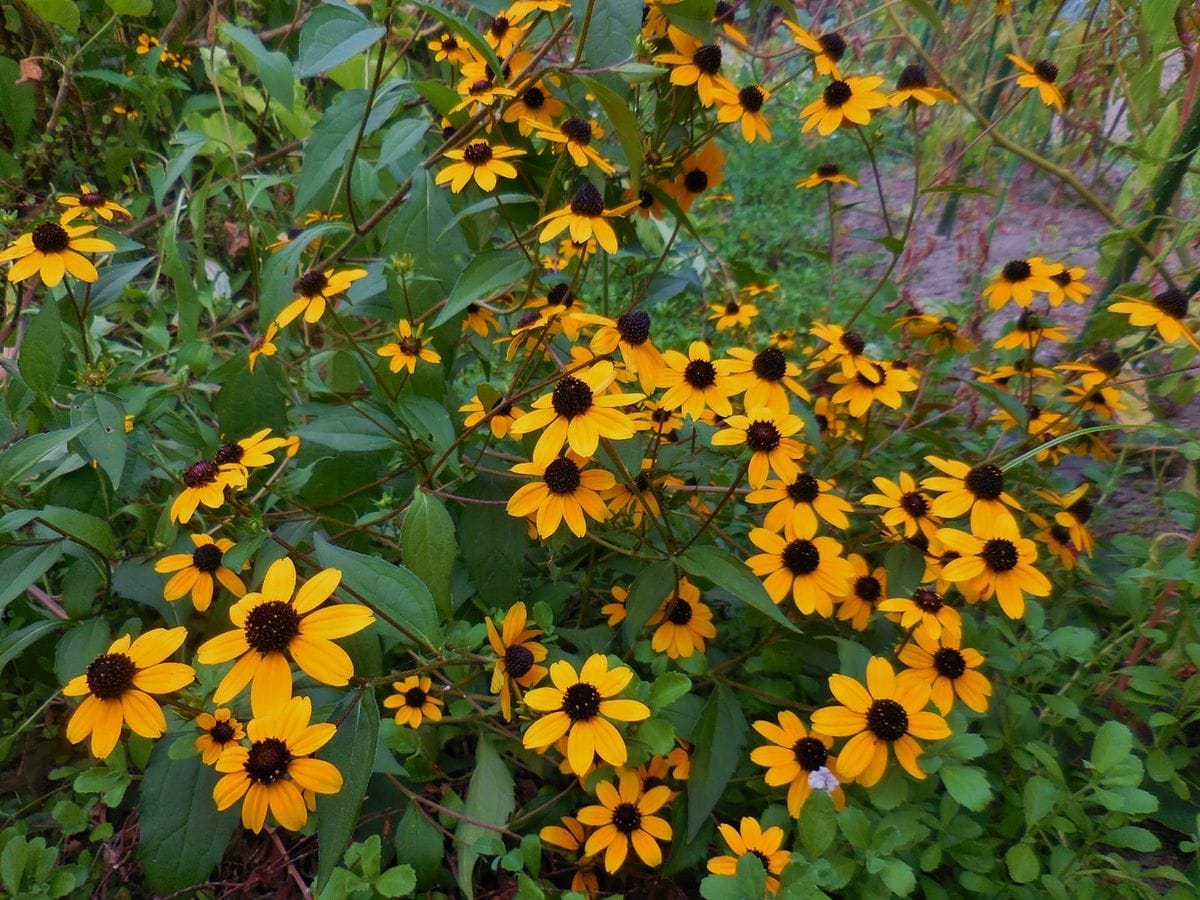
(771, 328), (797, 349)
(828, 364), (919, 417)
(811, 657), (950, 786)
(838, 554), (886, 631)
(921, 457), (1021, 532)
(1047, 264), (1092, 306)
(937, 520), (1050, 619)
(1034, 484), (1095, 556)
(707, 297), (758, 331)
(383, 675), (445, 728)
(603, 459), (683, 527)
(539, 816), (600, 895)
(135, 33), (160, 54)
(1065, 382), (1126, 420)
(896, 311), (973, 352)
(0, 222), (115, 286)
(716, 83), (772, 143)
(878, 587), (962, 643)
(486, 601), (548, 720)
(647, 578), (716, 659)
(715, 346), (809, 415)
(1057, 349), (1123, 389)
(578, 769), (671, 872)
(503, 79), (564, 134)
(248, 323), (279, 372)
(810, 323), (879, 379)
(214, 428), (292, 480)
(654, 25), (734, 107)
(712, 407), (806, 488)
(1109, 289), (1200, 350)
(435, 139), (525, 192)
(747, 473), (851, 534)
(538, 182), (637, 255)
(449, 74), (517, 114)
(602, 585), (627, 626)
(170, 459), (246, 524)
(509, 360), (642, 463)
(994, 309), (1069, 351)
(213, 695), (343, 832)
(57, 184), (130, 224)
(663, 141), (725, 213)
(463, 302), (500, 337)
(658, 340), (737, 420)
(796, 162), (859, 189)
(746, 524), (854, 616)
(154, 534), (246, 612)
(585, 310), (666, 393)
(708, 817), (791, 892)
(529, 116), (616, 174)
(484, 13), (526, 56)
(781, 21), (846, 78)
(507, 453), (615, 538)
(888, 63), (954, 106)
(982, 257), (1062, 309)
(898, 633), (990, 715)
(276, 267), (368, 327)
(523, 655), (650, 775)
(195, 708), (244, 765)
(377, 319), (442, 374)
(801, 76), (888, 136)
(197, 557), (375, 713)
(64, 628), (194, 759)
(429, 32), (473, 64)
(1031, 512), (1080, 569)
(862, 472), (942, 539)
(1007, 54), (1064, 111)
(750, 711), (846, 816)
(460, 393), (525, 438)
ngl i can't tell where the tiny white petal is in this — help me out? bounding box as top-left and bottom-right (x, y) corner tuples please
(808, 766), (839, 794)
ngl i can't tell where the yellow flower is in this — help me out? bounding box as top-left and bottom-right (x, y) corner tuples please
(460, 392), (525, 438)
(747, 473), (852, 534)
(213, 695), (343, 832)
(796, 162), (859, 189)
(383, 675), (445, 728)
(538, 182), (638, 254)
(522, 655), (650, 775)
(57, 184), (131, 224)
(937, 520), (1051, 619)
(1109, 290), (1200, 350)
(898, 632), (991, 715)
(707, 298), (758, 330)
(994, 309), (1069, 351)
(716, 84), (772, 143)
(248, 323), (279, 372)
(1047, 264), (1092, 306)
(539, 816), (601, 895)
(63, 628), (194, 759)
(1033, 484), (1095, 556)
(1007, 54), (1064, 111)
(647, 578), (716, 659)
(828, 363), (919, 417)
(662, 141), (725, 213)
(712, 407), (806, 488)
(781, 21), (846, 78)
(215, 428), (292, 480)
(506, 453), (616, 539)
(801, 76), (888, 136)
(603, 458), (683, 527)
(529, 116), (616, 174)
(861, 472), (942, 539)
(428, 32), (473, 64)
(502, 79), (565, 135)
(810, 322), (879, 379)
(878, 587), (962, 644)
(749, 711), (846, 816)
(602, 585), (627, 626)
(484, 13), (526, 56)
(0, 222), (115, 286)
(837, 554), (886, 631)
(708, 817), (791, 892)
(584, 310), (666, 393)
(170, 459), (246, 524)
(377, 319), (442, 374)
(982, 257), (1062, 309)
(577, 769), (672, 872)
(888, 64), (954, 106)
(276, 267), (368, 327)
(715, 346), (810, 415)
(449, 73), (517, 115)
(657, 340), (737, 420)
(654, 26), (734, 107)
(195, 708), (245, 765)
(435, 139), (525, 192)
(746, 523), (854, 616)
(463, 302), (500, 337)
(154, 533), (246, 612)
(486, 602), (548, 720)
(196, 557), (375, 713)
(921, 457), (1021, 532)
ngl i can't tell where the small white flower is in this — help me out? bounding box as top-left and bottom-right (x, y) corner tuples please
(808, 766), (839, 794)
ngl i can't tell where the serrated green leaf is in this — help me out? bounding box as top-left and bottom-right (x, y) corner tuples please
(941, 764), (992, 812)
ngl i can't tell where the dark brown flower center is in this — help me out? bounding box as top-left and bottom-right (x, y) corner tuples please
(560, 116), (592, 144)
(79, 191), (106, 207)
(692, 44), (722, 75)
(792, 736), (828, 770)
(612, 802), (642, 833)
(86, 652), (136, 700)
(463, 141), (493, 164)
(192, 543), (224, 573)
(245, 737), (291, 784)
(551, 376), (593, 418)
(1051, 270), (1073, 287)
(490, 16), (510, 37)
(638, 189), (654, 209)
(823, 80), (853, 108)
(900, 491), (930, 517)
(32, 222), (70, 253)
(244, 601), (301, 653)
(404, 687), (427, 708)
(213, 442), (244, 465)
(1001, 259), (1032, 283)
(1153, 289), (1189, 319)
(683, 168), (709, 193)
(1033, 59), (1059, 83)
(738, 85), (765, 111)
(440, 35), (458, 50)
(840, 331), (865, 355)
(816, 163), (841, 177)
(964, 463), (1004, 500)
(787, 474), (821, 503)
(1093, 350), (1122, 374)
(1049, 524), (1072, 545)
(543, 457), (582, 494)
(547, 282), (574, 307)
(183, 460), (220, 488)
(209, 720), (236, 743)
(782, 539), (820, 575)
(818, 32), (846, 60)
(752, 347), (787, 381)
(398, 336), (422, 356)
(1067, 497), (1093, 522)
(469, 78), (493, 96)
(866, 698), (908, 741)
(912, 587), (942, 612)
(296, 269), (328, 296)
(854, 575), (882, 603)
(570, 182), (605, 217)
(745, 420), (781, 452)
(522, 85), (545, 109)
(855, 369), (883, 387)
(666, 597), (693, 625)
(504, 644), (535, 678)
(896, 64), (929, 90)
(933, 648), (966, 679)
(683, 358), (717, 388)
(981, 538), (1018, 572)
(562, 682), (601, 721)
(617, 310), (651, 345)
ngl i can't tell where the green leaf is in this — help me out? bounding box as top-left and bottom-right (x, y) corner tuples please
(19, 299), (63, 402)
(376, 864), (417, 897)
(623, 559), (676, 644)
(878, 858), (916, 896)
(940, 764), (993, 812)
(456, 736), (515, 897)
(0, 621), (63, 675)
(1142, 0), (1181, 53)
(221, 24), (295, 108)
(138, 744), (240, 893)
(798, 789), (837, 858)
(384, 168), (469, 287)
(317, 689), (381, 892)
(648, 672), (692, 711)
(1103, 826), (1160, 852)
(31, 0), (79, 32)
(297, 407), (399, 451)
(395, 802), (445, 887)
(1022, 775), (1061, 828)
(659, 0), (714, 39)
(400, 487), (456, 619)
(458, 478), (529, 607)
(901, 0), (945, 40)
(0, 424), (89, 485)
(576, 75), (643, 193)
(105, 0), (152, 14)
(297, 4), (386, 78)
(572, 0), (641, 68)
(215, 362), (289, 442)
(686, 685), (746, 839)
(1004, 843), (1040, 884)
(1091, 721), (1134, 775)
(312, 535), (442, 651)
(883, 542), (924, 599)
(675, 545), (800, 633)
(0, 543), (63, 614)
(0, 507), (115, 558)
(965, 379), (1027, 432)
(0, 57), (36, 147)
(431, 250), (531, 328)
(411, 1), (503, 80)
(72, 393), (127, 489)
(54, 618), (109, 684)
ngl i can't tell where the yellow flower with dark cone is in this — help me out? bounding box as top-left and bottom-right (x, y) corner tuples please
(712, 407), (806, 488)
(215, 428), (291, 480)
(522, 654), (650, 775)
(715, 346), (810, 416)
(603, 458), (682, 527)
(897, 311), (973, 352)
(921, 457), (1021, 532)
(487, 601), (548, 720)
(781, 21), (846, 78)
(463, 302), (499, 337)
(578, 769), (672, 872)
(750, 710), (846, 816)
(746, 523), (854, 616)
(503, 79), (564, 135)
(602, 585), (627, 626)
(797, 163), (859, 189)
(862, 472), (941, 539)
(837, 554), (886, 631)
(663, 141), (724, 213)
(810, 323), (879, 379)
(58, 184), (130, 224)
(529, 116), (616, 174)
(801, 76), (888, 136)
(248, 323), (279, 372)
(213, 695), (343, 833)
(994, 309), (1069, 351)
(878, 586), (962, 643)
(154, 533), (246, 612)
(539, 816), (601, 895)
(829, 363), (919, 417)
(435, 139), (525, 192)
(170, 458), (246, 524)
(659, 341), (737, 419)
(898, 632), (991, 715)
(509, 360), (643, 463)
(276, 267), (368, 327)
(716, 84), (772, 143)
(460, 393), (525, 438)
(1034, 484), (1095, 556)
(429, 32), (473, 64)
(747, 473), (852, 535)
(0, 222), (115, 286)
(195, 708), (245, 765)
(538, 182), (638, 255)
(377, 319), (442, 374)
(1007, 54), (1064, 111)
(888, 63), (954, 106)
(64, 628), (195, 759)
(484, 13), (526, 56)
(449, 74), (516, 114)
(647, 578), (716, 659)
(197, 557), (375, 713)
(708, 297), (758, 331)
(1047, 264), (1092, 306)
(654, 26), (734, 106)
(811, 657), (951, 787)
(982, 257), (1062, 309)
(383, 675), (444, 728)
(708, 817), (791, 892)
(507, 453), (615, 538)
(1032, 512), (1080, 570)
(584, 309), (666, 393)
(1109, 289), (1200, 350)
(937, 520), (1051, 619)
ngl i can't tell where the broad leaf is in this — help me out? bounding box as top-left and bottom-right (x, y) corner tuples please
(316, 689), (381, 891)
(686, 684), (746, 839)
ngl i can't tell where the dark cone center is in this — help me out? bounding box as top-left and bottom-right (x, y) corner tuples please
(782, 539), (820, 575)
(244, 601), (301, 654)
(745, 420), (782, 452)
(739, 85), (765, 112)
(522, 86), (545, 109)
(617, 310), (651, 345)
(840, 331), (865, 354)
(1153, 289), (1189, 319)
(866, 698), (909, 741)
(912, 587), (943, 612)
(896, 64), (928, 90)
(692, 44), (722, 74)
(787, 474), (821, 503)
(854, 575), (882, 603)
(463, 141), (493, 164)
(404, 687), (427, 708)
(213, 442), (244, 465)
(562, 682), (601, 721)
(570, 182), (605, 217)
(1033, 59), (1059, 83)
(818, 32), (846, 61)
(683, 168), (709, 193)
(612, 802), (642, 833)
(752, 347), (787, 381)
(964, 463), (1004, 500)
(192, 543), (224, 573)
(1001, 259), (1032, 283)
(245, 737), (292, 784)
(209, 720), (236, 743)
(1068, 497), (1093, 523)
(504, 644), (535, 678)
(683, 358), (717, 388)
(296, 269), (328, 296)
(32, 222), (70, 253)
(793, 736), (828, 771)
(981, 538), (1018, 572)
(547, 282), (574, 307)
(816, 163), (841, 177)
(86, 652), (137, 700)
(551, 376), (594, 418)
(544, 457), (582, 494)
(823, 80), (853, 108)
(900, 491), (930, 517)
(183, 460), (220, 488)
(560, 116), (592, 144)
(933, 648), (967, 679)
(666, 597), (693, 625)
